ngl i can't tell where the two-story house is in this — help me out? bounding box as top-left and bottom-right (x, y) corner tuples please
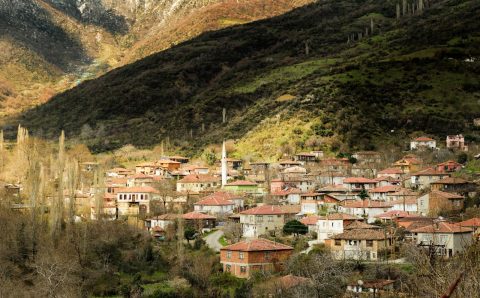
(411, 221), (473, 258)
(240, 205), (294, 238)
(220, 238), (293, 278)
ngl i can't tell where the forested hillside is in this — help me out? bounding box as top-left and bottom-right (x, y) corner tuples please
(13, 0), (480, 156)
(0, 0), (308, 117)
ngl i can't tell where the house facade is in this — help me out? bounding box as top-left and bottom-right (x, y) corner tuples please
(417, 191), (464, 216)
(412, 222), (473, 258)
(410, 137), (436, 150)
(240, 205), (291, 238)
(220, 239), (293, 278)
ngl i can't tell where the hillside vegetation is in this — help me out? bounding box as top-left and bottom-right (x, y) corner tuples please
(0, 0), (309, 117)
(12, 0), (480, 156)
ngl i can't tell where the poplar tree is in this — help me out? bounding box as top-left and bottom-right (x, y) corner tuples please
(396, 3), (401, 19)
(51, 131), (65, 244)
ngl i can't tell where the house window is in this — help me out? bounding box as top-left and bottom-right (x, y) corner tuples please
(239, 252), (244, 259)
(240, 266), (247, 273)
(268, 216), (274, 222)
(226, 251), (231, 259)
(226, 264), (231, 272)
(335, 239), (341, 246)
(257, 215), (263, 222)
(264, 252), (270, 260)
(366, 240), (374, 247)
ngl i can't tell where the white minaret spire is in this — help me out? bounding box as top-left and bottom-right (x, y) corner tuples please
(221, 140), (227, 187)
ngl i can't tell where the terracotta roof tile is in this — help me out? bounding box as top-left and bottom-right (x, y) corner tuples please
(178, 174), (219, 183)
(221, 238), (293, 252)
(411, 221), (473, 233)
(182, 212), (216, 220)
(344, 177), (377, 184)
(240, 205), (287, 215)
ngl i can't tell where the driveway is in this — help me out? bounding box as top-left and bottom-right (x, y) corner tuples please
(204, 229), (225, 252)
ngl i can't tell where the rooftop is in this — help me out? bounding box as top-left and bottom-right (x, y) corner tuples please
(221, 238), (293, 252)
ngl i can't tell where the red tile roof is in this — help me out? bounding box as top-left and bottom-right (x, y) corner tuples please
(341, 200), (393, 208)
(344, 221), (379, 230)
(271, 188), (302, 196)
(343, 177), (377, 184)
(300, 215), (320, 225)
(431, 177), (469, 185)
(331, 229), (389, 240)
(411, 221), (473, 233)
(378, 168), (404, 175)
(414, 137), (434, 141)
(429, 190), (464, 200)
(369, 185), (401, 193)
(182, 212), (216, 220)
(178, 174), (219, 183)
(116, 186), (159, 194)
(221, 238), (293, 252)
(194, 196), (235, 206)
(412, 167), (450, 176)
(374, 210), (412, 219)
(240, 205), (287, 215)
(458, 217), (480, 227)
(318, 213), (359, 221)
(225, 180), (257, 186)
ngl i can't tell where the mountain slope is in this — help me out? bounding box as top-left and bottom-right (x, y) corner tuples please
(14, 0), (480, 156)
(0, 0), (310, 117)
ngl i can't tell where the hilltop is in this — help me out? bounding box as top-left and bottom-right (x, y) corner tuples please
(12, 0), (480, 156)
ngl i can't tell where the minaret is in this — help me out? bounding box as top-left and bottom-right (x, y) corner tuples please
(221, 140), (227, 187)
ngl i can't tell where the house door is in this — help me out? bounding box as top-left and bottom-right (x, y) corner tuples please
(448, 249), (453, 257)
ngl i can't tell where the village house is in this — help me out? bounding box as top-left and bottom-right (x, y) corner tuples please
(271, 178), (315, 193)
(106, 167), (134, 178)
(224, 180), (259, 195)
(280, 166), (307, 180)
(193, 194), (235, 216)
(374, 210), (417, 223)
(377, 168), (404, 180)
(343, 177), (377, 192)
(313, 171), (346, 186)
(319, 158), (351, 174)
(225, 158), (243, 170)
(278, 160), (302, 169)
(368, 185), (402, 201)
(338, 200), (393, 223)
(411, 221), (473, 258)
(458, 218), (480, 239)
(417, 191), (464, 216)
(352, 151), (383, 166)
(270, 188), (302, 205)
(316, 213), (360, 243)
(240, 205), (295, 238)
(144, 214), (178, 232)
(182, 165), (209, 175)
(300, 215), (321, 234)
(168, 155), (190, 164)
(435, 160), (463, 173)
(294, 152), (318, 164)
(351, 165), (378, 178)
(393, 156), (423, 173)
(430, 177), (476, 196)
(116, 186), (160, 216)
(347, 280), (395, 296)
(176, 174), (219, 193)
(182, 211), (216, 230)
(220, 238), (293, 278)
(157, 159), (181, 171)
(374, 176), (401, 187)
(408, 168), (450, 190)
(410, 136), (437, 150)
(300, 192), (324, 215)
(387, 189), (419, 204)
(389, 197), (418, 213)
(326, 222), (393, 261)
(446, 134), (467, 151)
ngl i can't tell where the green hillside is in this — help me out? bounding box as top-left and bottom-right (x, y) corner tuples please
(15, 0), (480, 156)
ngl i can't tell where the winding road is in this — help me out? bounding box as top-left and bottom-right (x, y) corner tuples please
(204, 229), (225, 252)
